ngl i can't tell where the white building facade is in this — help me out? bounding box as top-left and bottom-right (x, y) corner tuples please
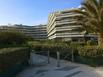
(47, 8), (96, 41)
(0, 24), (47, 40)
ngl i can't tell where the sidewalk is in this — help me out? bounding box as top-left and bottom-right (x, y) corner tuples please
(16, 54), (103, 77)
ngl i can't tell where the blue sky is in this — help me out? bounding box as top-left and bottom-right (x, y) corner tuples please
(0, 0), (82, 26)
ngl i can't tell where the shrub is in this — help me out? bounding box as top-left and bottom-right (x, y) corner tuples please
(0, 31), (29, 46)
(78, 46), (103, 58)
(76, 46), (103, 66)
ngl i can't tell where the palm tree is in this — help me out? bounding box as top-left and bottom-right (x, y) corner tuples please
(70, 0), (103, 46)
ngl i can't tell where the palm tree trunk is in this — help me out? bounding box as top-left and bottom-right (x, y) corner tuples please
(98, 33), (103, 46)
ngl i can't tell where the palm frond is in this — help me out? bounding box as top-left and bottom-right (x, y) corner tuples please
(70, 0), (103, 36)
(82, 0), (99, 18)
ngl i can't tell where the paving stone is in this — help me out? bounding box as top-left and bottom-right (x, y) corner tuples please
(35, 70), (48, 75)
(65, 71), (82, 77)
(55, 66), (79, 71)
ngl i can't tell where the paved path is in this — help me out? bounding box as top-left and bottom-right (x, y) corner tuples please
(16, 54), (103, 77)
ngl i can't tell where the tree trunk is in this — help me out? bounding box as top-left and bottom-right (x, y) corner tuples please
(57, 51), (60, 67)
(98, 33), (103, 46)
(47, 51), (50, 64)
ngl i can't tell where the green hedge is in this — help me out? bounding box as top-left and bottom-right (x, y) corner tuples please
(75, 46), (103, 66)
(75, 56), (103, 66)
(0, 47), (30, 77)
(78, 46), (103, 58)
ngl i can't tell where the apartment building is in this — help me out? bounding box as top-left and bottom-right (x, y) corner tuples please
(47, 8), (96, 41)
(31, 25), (47, 40)
(0, 24), (47, 40)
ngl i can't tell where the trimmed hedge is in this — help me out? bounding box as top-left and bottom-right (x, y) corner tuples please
(0, 47), (30, 77)
(76, 46), (103, 66)
(78, 46), (103, 58)
(75, 56), (103, 66)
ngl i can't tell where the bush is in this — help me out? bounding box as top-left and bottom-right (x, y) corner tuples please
(76, 46), (103, 66)
(0, 31), (29, 46)
(78, 46), (103, 58)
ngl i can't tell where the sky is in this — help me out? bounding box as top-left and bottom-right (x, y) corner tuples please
(0, 0), (82, 26)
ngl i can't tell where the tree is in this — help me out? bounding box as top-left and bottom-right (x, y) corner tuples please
(0, 30), (29, 46)
(70, 0), (103, 46)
